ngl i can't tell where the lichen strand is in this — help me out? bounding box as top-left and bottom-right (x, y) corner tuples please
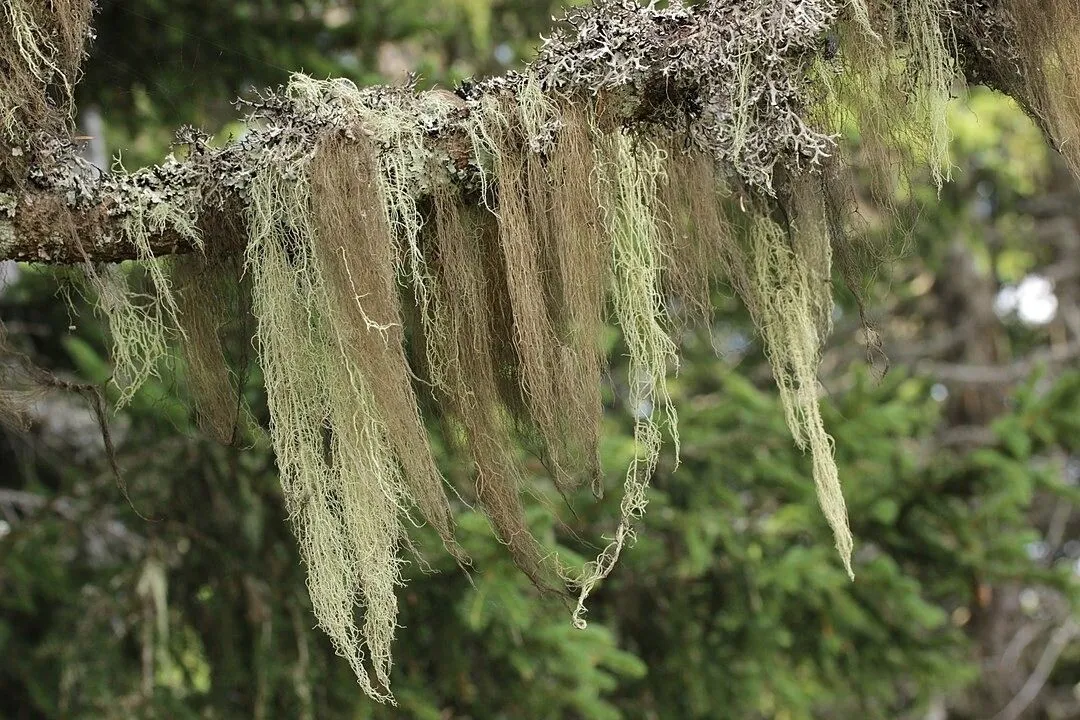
(0, 318), (48, 431)
(307, 136), (464, 564)
(84, 199), (200, 407)
(810, 0), (956, 205)
(570, 131), (678, 628)
(425, 187), (562, 593)
(171, 248), (250, 445)
(995, 0), (1080, 177)
(286, 75), (465, 316)
(245, 134), (406, 703)
(545, 103), (610, 494)
(741, 193), (854, 577)
(820, 156), (891, 377)
(0, 0), (91, 177)
(901, 0), (955, 187)
(656, 143), (745, 326)
(468, 86), (599, 495)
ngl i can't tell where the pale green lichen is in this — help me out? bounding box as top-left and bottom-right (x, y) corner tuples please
(0, 0), (90, 141)
(244, 133), (414, 703)
(902, 0), (955, 187)
(287, 75), (462, 317)
(744, 200), (853, 578)
(571, 130), (679, 627)
(4, 0), (68, 93)
(84, 195), (201, 406)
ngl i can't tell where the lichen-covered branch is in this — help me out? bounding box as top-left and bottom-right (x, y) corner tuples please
(0, 1), (1075, 265)
(2, 0), (829, 263)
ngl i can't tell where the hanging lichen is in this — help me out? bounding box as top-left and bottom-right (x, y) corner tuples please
(307, 136), (464, 565)
(819, 156), (892, 378)
(472, 89), (578, 491)
(286, 75), (465, 319)
(171, 253), (242, 443)
(994, 0), (1080, 177)
(171, 238), (254, 445)
(80, 191), (204, 407)
(571, 130), (678, 627)
(458, 79), (611, 496)
(738, 193), (854, 577)
(812, 0), (955, 204)
(657, 143), (746, 325)
(0, 0), (90, 152)
(425, 187), (562, 593)
(0, 317), (47, 430)
(245, 132), (408, 702)
(544, 102), (610, 494)
(901, 0), (955, 187)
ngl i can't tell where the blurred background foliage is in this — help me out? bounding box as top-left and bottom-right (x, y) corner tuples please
(3, 1), (1080, 718)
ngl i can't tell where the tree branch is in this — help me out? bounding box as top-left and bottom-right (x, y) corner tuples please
(0, 0), (1060, 265)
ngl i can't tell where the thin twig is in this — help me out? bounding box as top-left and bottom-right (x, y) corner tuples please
(992, 619), (1080, 720)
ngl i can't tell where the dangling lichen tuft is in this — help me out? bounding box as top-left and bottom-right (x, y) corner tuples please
(308, 135), (464, 565)
(739, 191), (854, 578)
(171, 247), (251, 445)
(425, 186), (560, 592)
(814, 0), (955, 204)
(571, 130), (679, 627)
(246, 133), (409, 702)
(83, 198), (201, 407)
(0, 317), (47, 431)
(997, 0), (1080, 177)
(657, 143), (747, 326)
(847, 0), (882, 40)
(900, 0), (955, 188)
(465, 80), (594, 494)
(545, 102), (610, 493)
(0, 0), (91, 154)
(286, 75), (463, 318)
(819, 157), (891, 378)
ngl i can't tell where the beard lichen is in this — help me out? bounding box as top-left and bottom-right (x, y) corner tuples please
(546, 103), (610, 494)
(83, 199), (200, 407)
(425, 186), (563, 593)
(0, 317), (47, 430)
(464, 83), (606, 496)
(307, 136), (464, 565)
(570, 129), (679, 628)
(997, 0), (1080, 177)
(812, 0), (957, 203)
(285, 75), (464, 320)
(657, 143), (745, 326)
(171, 243), (252, 446)
(244, 131), (410, 702)
(737, 190), (854, 577)
(0, 0), (89, 143)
